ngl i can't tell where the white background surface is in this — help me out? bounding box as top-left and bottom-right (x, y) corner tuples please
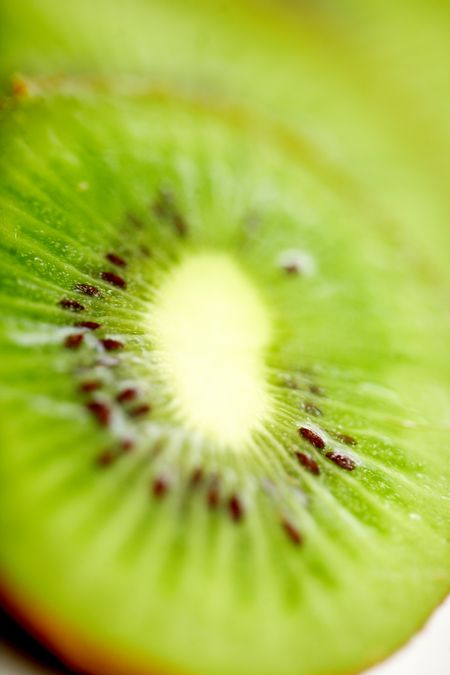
(0, 595), (448, 675)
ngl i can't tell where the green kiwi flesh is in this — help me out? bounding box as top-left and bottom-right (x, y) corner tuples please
(0, 84), (449, 675)
(2, 0), (450, 278)
(0, 2), (450, 675)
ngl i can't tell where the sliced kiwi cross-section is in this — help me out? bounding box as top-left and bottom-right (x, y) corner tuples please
(1, 1), (450, 674)
(0, 82), (449, 675)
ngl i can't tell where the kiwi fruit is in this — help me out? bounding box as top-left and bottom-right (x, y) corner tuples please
(0, 2), (449, 675)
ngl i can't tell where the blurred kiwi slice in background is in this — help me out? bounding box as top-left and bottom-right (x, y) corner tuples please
(0, 2), (449, 675)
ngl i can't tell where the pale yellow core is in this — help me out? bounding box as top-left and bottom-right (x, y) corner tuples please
(153, 253), (271, 446)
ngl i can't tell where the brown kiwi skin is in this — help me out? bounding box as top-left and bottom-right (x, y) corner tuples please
(1, 572), (448, 675)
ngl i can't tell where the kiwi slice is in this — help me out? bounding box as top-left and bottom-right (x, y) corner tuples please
(0, 81), (449, 675)
(1, 3), (449, 675)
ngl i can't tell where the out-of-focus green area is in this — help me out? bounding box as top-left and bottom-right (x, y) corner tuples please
(1, 0), (450, 288)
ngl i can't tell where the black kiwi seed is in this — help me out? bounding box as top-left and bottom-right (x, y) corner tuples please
(97, 449), (117, 467)
(299, 427), (326, 450)
(282, 263), (300, 275)
(86, 400), (112, 427)
(74, 321), (101, 330)
(295, 452), (320, 475)
(128, 403), (152, 417)
(100, 338), (124, 351)
(120, 439), (135, 453)
(190, 468), (204, 487)
(228, 495), (244, 522)
(172, 211), (188, 237)
(59, 298), (85, 312)
(325, 452), (356, 471)
(64, 333), (84, 349)
(335, 432), (357, 446)
(152, 477), (170, 499)
(282, 518), (303, 545)
(116, 387), (138, 403)
(309, 384), (325, 397)
(79, 380), (102, 394)
(100, 271), (127, 288)
(106, 252), (127, 267)
(75, 282), (102, 297)
(207, 478), (221, 509)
